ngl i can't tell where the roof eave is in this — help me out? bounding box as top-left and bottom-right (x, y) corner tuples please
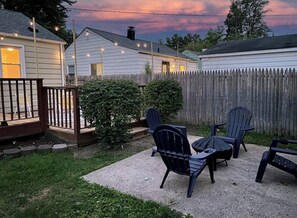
(0, 32), (66, 45)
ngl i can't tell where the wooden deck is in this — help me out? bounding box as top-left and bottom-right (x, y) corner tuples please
(0, 79), (148, 146)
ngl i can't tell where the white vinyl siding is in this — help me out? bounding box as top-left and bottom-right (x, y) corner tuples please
(1, 37), (64, 86)
(65, 29), (197, 76)
(200, 49), (297, 71)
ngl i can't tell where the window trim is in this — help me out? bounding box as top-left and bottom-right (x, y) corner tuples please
(67, 65), (75, 75)
(0, 42), (26, 78)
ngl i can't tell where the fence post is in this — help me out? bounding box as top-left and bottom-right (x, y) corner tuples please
(72, 87), (80, 144)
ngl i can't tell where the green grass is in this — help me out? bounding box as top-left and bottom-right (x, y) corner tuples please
(0, 151), (185, 218)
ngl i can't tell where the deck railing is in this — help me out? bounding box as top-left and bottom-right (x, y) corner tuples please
(0, 78), (43, 123)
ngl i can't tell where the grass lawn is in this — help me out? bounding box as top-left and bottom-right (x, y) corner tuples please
(0, 149), (185, 218)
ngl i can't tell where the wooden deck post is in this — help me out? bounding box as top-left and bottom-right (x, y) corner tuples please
(72, 87), (80, 144)
(36, 79), (46, 130)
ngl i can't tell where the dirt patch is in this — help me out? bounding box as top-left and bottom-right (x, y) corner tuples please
(73, 136), (154, 159)
(28, 187), (51, 203)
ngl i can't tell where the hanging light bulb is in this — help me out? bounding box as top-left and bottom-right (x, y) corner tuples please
(114, 42), (118, 46)
(54, 26), (59, 31)
(0, 36), (4, 40)
(14, 32), (18, 37)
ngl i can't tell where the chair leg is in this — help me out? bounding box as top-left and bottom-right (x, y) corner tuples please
(255, 151), (269, 183)
(187, 174), (198, 198)
(151, 146), (158, 157)
(242, 142), (247, 152)
(207, 157), (215, 183)
(160, 169), (170, 188)
(233, 142), (240, 158)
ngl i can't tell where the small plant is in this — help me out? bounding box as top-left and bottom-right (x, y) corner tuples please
(144, 79), (183, 122)
(79, 80), (142, 148)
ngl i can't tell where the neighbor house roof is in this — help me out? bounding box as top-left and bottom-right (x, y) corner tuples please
(201, 34), (297, 56)
(87, 27), (193, 60)
(0, 9), (64, 43)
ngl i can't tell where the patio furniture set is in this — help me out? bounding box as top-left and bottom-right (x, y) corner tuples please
(146, 107), (297, 197)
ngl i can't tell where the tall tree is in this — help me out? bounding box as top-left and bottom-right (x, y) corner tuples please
(224, 0), (270, 40)
(0, 0), (76, 44)
(165, 33), (201, 52)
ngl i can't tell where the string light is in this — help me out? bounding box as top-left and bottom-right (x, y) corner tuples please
(121, 50), (125, 54)
(86, 53), (90, 57)
(72, 55), (75, 59)
(54, 26), (59, 31)
(114, 42), (118, 46)
(143, 43), (147, 48)
(0, 36), (4, 40)
(14, 32), (18, 37)
(136, 43), (140, 48)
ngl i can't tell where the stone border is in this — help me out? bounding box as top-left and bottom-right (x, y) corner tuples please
(0, 143), (78, 159)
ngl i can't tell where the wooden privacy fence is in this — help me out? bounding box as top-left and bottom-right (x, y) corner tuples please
(106, 69), (297, 137)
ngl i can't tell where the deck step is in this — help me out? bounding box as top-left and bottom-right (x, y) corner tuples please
(130, 127), (148, 140)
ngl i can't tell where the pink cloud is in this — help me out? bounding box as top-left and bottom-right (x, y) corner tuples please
(68, 0), (297, 36)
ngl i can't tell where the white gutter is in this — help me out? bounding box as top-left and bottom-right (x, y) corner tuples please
(139, 51), (196, 62)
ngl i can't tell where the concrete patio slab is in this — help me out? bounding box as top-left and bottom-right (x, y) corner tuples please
(83, 135), (297, 218)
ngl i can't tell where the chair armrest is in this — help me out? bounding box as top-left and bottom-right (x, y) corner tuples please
(210, 123), (225, 136)
(243, 126), (254, 132)
(190, 148), (216, 160)
(270, 147), (297, 155)
(273, 138), (297, 145)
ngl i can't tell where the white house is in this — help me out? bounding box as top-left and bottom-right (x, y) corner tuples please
(0, 9), (66, 86)
(65, 27), (197, 77)
(199, 34), (297, 71)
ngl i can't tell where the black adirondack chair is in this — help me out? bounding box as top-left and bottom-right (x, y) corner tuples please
(255, 138), (297, 183)
(210, 106), (254, 158)
(153, 125), (216, 198)
(146, 107), (187, 156)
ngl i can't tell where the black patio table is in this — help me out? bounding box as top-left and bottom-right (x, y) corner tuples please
(191, 136), (233, 170)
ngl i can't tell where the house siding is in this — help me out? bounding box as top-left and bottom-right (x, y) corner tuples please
(200, 50), (297, 71)
(65, 29), (197, 76)
(1, 37), (63, 86)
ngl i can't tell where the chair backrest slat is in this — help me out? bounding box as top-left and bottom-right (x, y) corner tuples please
(226, 107), (252, 139)
(146, 107), (163, 133)
(153, 125), (191, 175)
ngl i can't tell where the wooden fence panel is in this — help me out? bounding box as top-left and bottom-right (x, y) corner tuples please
(90, 69), (297, 137)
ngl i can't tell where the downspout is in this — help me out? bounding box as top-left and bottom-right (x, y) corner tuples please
(60, 43), (65, 86)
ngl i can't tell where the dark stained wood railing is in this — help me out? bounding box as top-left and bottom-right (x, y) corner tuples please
(0, 78), (45, 140)
(44, 86), (89, 130)
(0, 78), (43, 123)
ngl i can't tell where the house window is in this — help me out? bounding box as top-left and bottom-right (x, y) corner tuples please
(0, 47), (21, 78)
(180, 65), (185, 71)
(68, 65), (75, 75)
(90, 63), (103, 77)
(162, 61), (170, 73)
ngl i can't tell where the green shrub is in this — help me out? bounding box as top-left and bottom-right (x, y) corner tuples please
(144, 79), (183, 122)
(79, 80), (142, 148)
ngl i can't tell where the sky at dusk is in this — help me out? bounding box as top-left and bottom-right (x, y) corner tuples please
(66, 0), (297, 41)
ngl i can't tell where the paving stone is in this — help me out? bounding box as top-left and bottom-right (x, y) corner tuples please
(3, 148), (21, 158)
(37, 144), (52, 153)
(67, 144), (78, 151)
(21, 146), (37, 155)
(52, 144), (68, 153)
